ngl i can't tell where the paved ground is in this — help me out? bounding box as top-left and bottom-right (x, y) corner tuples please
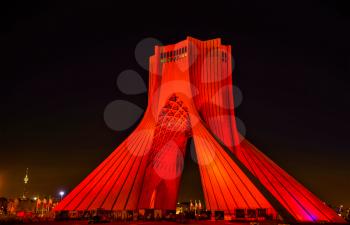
(16, 221), (250, 225)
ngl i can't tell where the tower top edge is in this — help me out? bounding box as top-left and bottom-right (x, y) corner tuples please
(153, 37), (229, 53)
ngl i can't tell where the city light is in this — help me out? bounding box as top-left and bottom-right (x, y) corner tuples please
(59, 191), (65, 200)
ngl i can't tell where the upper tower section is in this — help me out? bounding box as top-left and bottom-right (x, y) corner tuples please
(150, 37), (230, 67)
(147, 37), (238, 149)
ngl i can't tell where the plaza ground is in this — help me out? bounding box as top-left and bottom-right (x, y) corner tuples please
(12, 222), (257, 225)
(8, 222), (350, 225)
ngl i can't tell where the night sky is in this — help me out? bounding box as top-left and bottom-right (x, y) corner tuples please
(1, 1), (349, 207)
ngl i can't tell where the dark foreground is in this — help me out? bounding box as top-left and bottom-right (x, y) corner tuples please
(2, 221), (349, 225)
(0, 221), (249, 225)
(27, 222), (237, 224)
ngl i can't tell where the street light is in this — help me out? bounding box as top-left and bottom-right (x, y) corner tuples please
(59, 191), (65, 201)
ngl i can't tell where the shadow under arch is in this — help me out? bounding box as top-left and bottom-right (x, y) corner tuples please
(178, 138), (205, 207)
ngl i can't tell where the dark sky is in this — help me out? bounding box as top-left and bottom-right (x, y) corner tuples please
(1, 1), (349, 207)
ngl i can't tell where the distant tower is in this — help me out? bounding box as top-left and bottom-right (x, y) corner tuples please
(22, 168), (29, 199)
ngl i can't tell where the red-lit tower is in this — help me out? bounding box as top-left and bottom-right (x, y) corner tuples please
(55, 37), (345, 223)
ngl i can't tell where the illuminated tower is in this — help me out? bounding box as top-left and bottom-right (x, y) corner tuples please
(55, 37), (345, 223)
(22, 168), (29, 199)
